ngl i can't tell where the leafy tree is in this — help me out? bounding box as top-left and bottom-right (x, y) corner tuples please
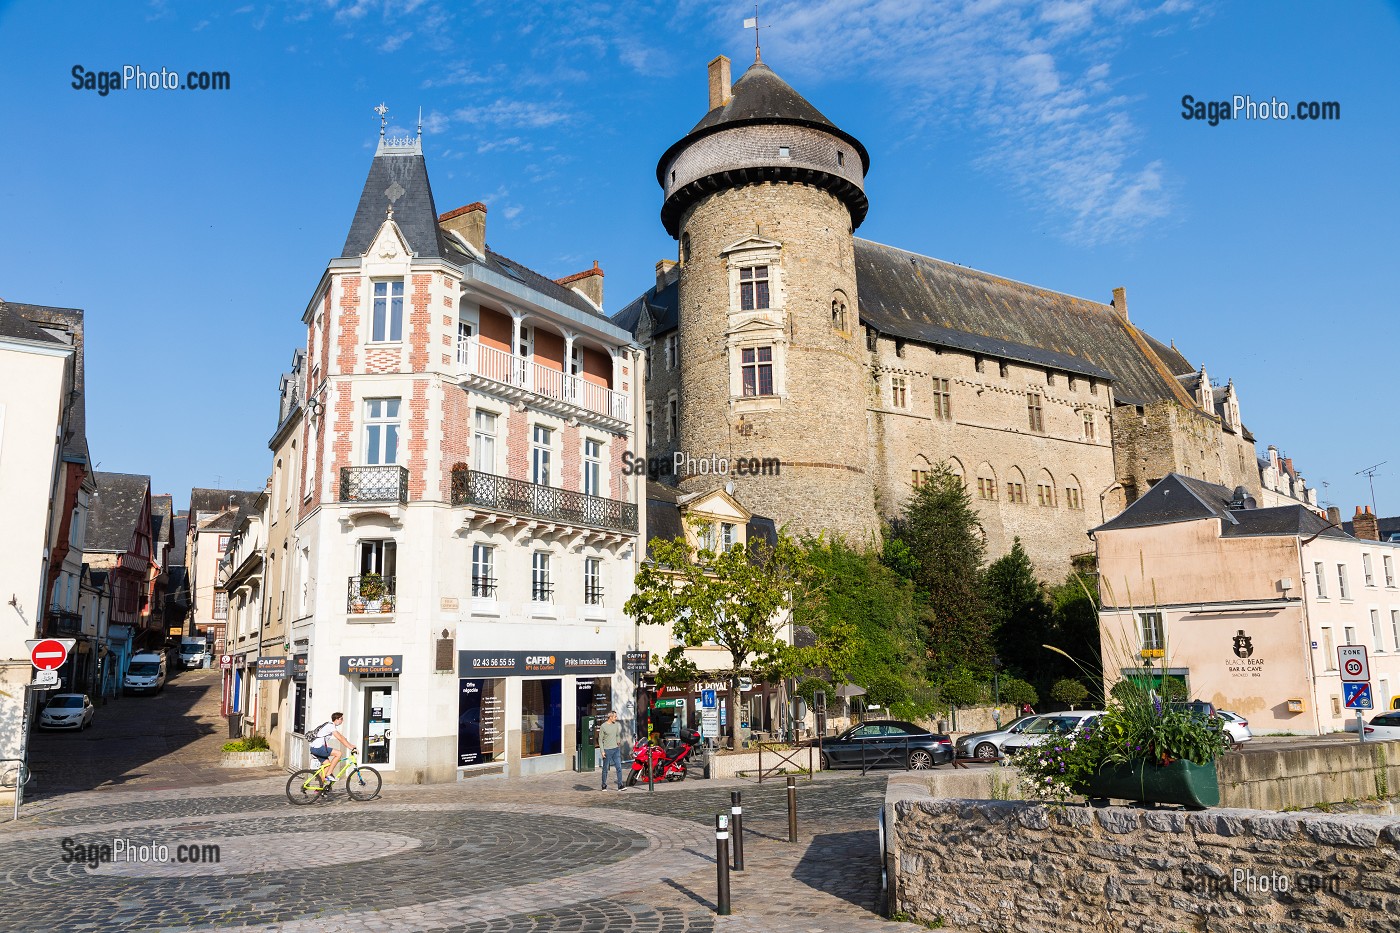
(1050, 678), (1089, 710)
(1160, 676), (1189, 702)
(884, 465), (993, 682)
(984, 539), (1055, 684)
(940, 670), (984, 709)
(625, 526), (837, 749)
(1048, 573), (1102, 687)
(793, 539), (934, 720)
(999, 676), (1038, 709)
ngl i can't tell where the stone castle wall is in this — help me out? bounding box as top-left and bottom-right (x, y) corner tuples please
(674, 181), (879, 541)
(1114, 398), (1260, 504)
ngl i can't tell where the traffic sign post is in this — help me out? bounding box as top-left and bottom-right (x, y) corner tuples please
(1338, 645), (1370, 682)
(1343, 682), (1373, 709)
(26, 638), (75, 671)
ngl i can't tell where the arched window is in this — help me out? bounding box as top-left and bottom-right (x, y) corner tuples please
(1065, 474), (1084, 510)
(831, 290), (849, 332)
(946, 457), (965, 487)
(1005, 466), (1027, 505)
(910, 454), (933, 490)
(1035, 468), (1057, 508)
(975, 462), (998, 501)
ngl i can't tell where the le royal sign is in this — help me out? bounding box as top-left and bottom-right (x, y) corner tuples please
(339, 655), (404, 676)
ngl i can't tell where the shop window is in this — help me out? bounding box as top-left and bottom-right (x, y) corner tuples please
(521, 678), (562, 758)
(458, 678), (506, 766)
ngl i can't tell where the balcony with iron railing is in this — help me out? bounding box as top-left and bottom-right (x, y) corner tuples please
(456, 338), (629, 426)
(347, 574), (397, 614)
(451, 469), (638, 534)
(340, 465), (409, 504)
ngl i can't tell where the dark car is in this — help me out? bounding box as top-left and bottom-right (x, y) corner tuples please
(815, 720), (954, 770)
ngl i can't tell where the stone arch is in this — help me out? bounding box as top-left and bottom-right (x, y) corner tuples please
(1005, 466), (1026, 505)
(974, 461), (998, 501)
(831, 289), (850, 332)
(945, 456), (965, 484)
(1065, 473), (1084, 511)
(1035, 467), (1057, 508)
(910, 454), (933, 489)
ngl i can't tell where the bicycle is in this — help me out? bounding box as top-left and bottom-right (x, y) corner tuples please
(285, 747), (381, 805)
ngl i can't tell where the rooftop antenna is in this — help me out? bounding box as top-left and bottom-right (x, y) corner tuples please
(1356, 461), (1386, 516)
(374, 102), (389, 137)
(743, 5), (766, 62)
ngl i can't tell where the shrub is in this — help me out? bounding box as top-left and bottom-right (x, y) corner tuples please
(1050, 678), (1089, 710)
(222, 735), (271, 753)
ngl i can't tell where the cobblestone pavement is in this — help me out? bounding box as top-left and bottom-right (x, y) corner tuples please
(0, 758), (954, 931)
(25, 667), (281, 796)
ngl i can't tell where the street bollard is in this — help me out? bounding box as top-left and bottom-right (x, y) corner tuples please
(715, 814), (732, 915)
(649, 744), (656, 793)
(730, 790), (745, 871)
(786, 775), (798, 843)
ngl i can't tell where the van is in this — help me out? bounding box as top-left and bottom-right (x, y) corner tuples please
(124, 651), (167, 694)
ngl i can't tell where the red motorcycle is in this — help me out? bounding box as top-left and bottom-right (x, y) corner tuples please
(626, 728), (701, 785)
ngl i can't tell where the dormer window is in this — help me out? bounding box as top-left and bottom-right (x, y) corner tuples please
(739, 265), (770, 310)
(778, 146), (791, 159)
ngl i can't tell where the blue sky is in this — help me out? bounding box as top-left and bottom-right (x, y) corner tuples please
(1, 0), (1396, 519)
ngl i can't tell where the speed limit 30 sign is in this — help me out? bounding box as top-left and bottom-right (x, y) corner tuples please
(1338, 645), (1370, 683)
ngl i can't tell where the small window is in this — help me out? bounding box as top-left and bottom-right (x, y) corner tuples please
(1321, 627), (1335, 668)
(371, 280), (404, 343)
(667, 397), (678, 438)
(1006, 482), (1026, 504)
(1082, 411), (1096, 441)
(1344, 626), (1357, 646)
(1037, 484), (1055, 508)
(1089, 379), (1098, 396)
(1363, 554), (1374, 587)
(1065, 487), (1082, 509)
(866, 328), (878, 352)
(1139, 612), (1164, 651)
(531, 552), (553, 602)
(739, 265), (770, 311)
(584, 557), (603, 605)
(911, 468), (930, 488)
(976, 476), (997, 501)
(1337, 564), (1350, 600)
(665, 333), (679, 370)
(895, 339), (906, 358)
(890, 376), (908, 409)
(975, 357), (985, 374)
(932, 378), (952, 420)
(1392, 611), (1400, 651)
(1027, 394), (1045, 433)
(644, 404), (654, 447)
(740, 347), (775, 397)
(837, 150), (845, 167)
(1314, 561), (1327, 598)
(1386, 555), (1395, 588)
(778, 146), (791, 158)
(531, 425), (552, 486)
(1046, 371), (1056, 386)
(720, 523), (737, 552)
(471, 544), (496, 598)
(1372, 610), (1384, 651)
(681, 233), (691, 263)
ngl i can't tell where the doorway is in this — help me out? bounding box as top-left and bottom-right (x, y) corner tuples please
(362, 682), (395, 766)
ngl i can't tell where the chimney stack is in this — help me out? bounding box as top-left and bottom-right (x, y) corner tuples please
(1327, 506), (1342, 527)
(439, 202), (487, 255)
(1353, 505), (1381, 541)
(708, 55), (732, 111)
(1111, 286), (1128, 322)
(655, 259), (678, 292)
(554, 261), (605, 309)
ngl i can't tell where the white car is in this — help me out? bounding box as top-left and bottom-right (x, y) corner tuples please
(39, 693), (95, 730)
(1344, 711), (1400, 741)
(1216, 710), (1253, 746)
(955, 715), (1046, 760)
(1001, 711), (1104, 756)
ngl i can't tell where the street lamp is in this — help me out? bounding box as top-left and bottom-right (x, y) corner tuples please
(991, 654), (1002, 709)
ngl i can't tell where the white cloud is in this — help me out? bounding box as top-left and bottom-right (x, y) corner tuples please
(380, 30), (412, 52)
(451, 100), (571, 129)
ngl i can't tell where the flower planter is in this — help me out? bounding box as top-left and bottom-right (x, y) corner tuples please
(219, 750), (278, 769)
(1081, 758), (1219, 808)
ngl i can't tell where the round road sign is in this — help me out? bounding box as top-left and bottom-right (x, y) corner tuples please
(30, 639), (69, 671)
(1344, 658), (1364, 677)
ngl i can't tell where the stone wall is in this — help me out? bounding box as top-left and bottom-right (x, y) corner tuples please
(1219, 740), (1400, 811)
(1113, 398), (1260, 504)
(887, 797), (1400, 932)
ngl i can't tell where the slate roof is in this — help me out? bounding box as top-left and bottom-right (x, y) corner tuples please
(0, 301), (63, 345)
(657, 61), (870, 180)
(5, 303), (89, 463)
(341, 147), (442, 261)
(1092, 473), (1348, 540)
(88, 472), (151, 553)
(610, 277), (679, 339)
(189, 488), (262, 526)
(170, 514), (188, 565)
(853, 240), (1191, 406)
(151, 495), (173, 548)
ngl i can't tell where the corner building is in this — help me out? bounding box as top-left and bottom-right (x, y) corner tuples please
(290, 128), (644, 783)
(619, 56), (1266, 578)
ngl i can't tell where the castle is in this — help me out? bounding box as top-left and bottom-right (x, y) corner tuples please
(615, 55), (1261, 579)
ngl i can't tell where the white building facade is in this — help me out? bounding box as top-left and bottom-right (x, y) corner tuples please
(287, 129), (644, 783)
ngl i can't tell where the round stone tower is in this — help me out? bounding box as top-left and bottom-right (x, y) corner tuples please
(657, 54), (878, 542)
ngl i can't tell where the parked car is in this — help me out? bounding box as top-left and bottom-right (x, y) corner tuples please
(1216, 710), (1253, 746)
(814, 720), (954, 770)
(1343, 711), (1400, 741)
(955, 715), (1046, 760)
(39, 693), (95, 730)
(1000, 711), (1104, 756)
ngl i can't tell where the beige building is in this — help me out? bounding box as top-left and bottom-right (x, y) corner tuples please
(1094, 473), (1400, 734)
(185, 487), (262, 666)
(0, 302), (76, 793)
(617, 54), (1267, 579)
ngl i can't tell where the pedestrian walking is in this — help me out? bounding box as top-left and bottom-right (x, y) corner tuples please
(992, 707), (1002, 729)
(598, 710), (625, 791)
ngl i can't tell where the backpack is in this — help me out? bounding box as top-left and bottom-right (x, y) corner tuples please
(304, 721), (330, 747)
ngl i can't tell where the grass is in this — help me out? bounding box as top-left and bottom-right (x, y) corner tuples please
(221, 735), (271, 753)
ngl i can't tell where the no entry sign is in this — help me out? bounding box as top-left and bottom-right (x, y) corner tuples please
(27, 638), (74, 671)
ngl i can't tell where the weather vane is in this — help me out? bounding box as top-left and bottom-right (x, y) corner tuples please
(374, 102), (389, 136)
(743, 6), (766, 62)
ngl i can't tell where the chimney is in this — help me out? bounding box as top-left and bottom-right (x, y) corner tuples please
(555, 261), (604, 308)
(1111, 286), (1128, 322)
(708, 55), (732, 111)
(1326, 505), (1342, 527)
(1354, 505), (1380, 541)
(655, 259), (678, 292)
(439, 202), (487, 255)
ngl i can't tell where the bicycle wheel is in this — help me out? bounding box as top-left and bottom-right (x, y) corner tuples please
(345, 766), (381, 801)
(286, 769), (325, 805)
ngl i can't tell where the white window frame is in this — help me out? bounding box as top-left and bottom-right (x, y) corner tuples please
(371, 279), (405, 343)
(1321, 627), (1336, 668)
(473, 410), (498, 475)
(531, 551), (552, 603)
(740, 346), (776, 398)
(721, 522), (737, 552)
(1139, 612), (1164, 651)
(531, 425), (552, 486)
(364, 397), (401, 465)
(1314, 562), (1327, 599)
(1363, 554), (1375, 587)
(1372, 609), (1384, 651)
(584, 557), (603, 606)
(738, 264), (771, 311)
(1344, 625), (1357, 647)
(1338, 564), (1350, 600)
(583, 438), (603, 498)
(1392, 610), (1400, 652)
(471, 543), (496, 598)
(1385, 555), (1395, 588)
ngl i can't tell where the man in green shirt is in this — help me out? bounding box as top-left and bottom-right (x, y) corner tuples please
(598, 709), (625, 791)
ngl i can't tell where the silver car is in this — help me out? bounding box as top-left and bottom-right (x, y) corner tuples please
(1000, 711), (1104, 757)
(956, 715), (1046, 760)
(39, 693), (95, 730)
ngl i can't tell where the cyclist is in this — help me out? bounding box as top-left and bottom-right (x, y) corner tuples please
(309, 712), (356, 786)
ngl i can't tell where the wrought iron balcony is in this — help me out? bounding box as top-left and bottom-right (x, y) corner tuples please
(340, 465), (409, 504)
(451, 469), (638, 533)
(456, 338), (629, 426)
(347, 575), (397, 614)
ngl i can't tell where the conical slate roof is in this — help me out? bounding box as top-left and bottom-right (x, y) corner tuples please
(341, 142), (442, 260)
(656, 60), (869, 183)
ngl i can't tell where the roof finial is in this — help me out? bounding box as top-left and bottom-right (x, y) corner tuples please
(417, 106), (423, 138)
(743, 5), (765, 62)
(374, 102), (389, 137)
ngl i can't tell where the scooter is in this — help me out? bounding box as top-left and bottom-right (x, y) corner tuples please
(626, 728), (701, 785)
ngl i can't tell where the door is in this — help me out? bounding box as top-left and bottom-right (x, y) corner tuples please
(363, 683), (395, 766)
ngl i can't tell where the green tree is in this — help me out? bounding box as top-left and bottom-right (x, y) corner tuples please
(940, 670), (984, 709)
(984, 539), (1054, 684)
(884, 465), (993, 683)
(1047, 573), (1102, 688)
(626, 526), (837, 749)
(999, 676), (1039, 709)
(1050, 678), (1089, 710)
(794, 539), (934, 720)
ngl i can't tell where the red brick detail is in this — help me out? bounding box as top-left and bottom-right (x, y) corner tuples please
(506, 407), (529, 481)
(439, 202), (487, 222)
(440, 386), (470, 500)
(562, 424), (581, 494)
(330, 381), (354, 500)
(555, 261), (604, 286)
(442, 295), (451, 307)
(441, 354), (451, 366)
(407, 380), (429, 500)
(365, 347), (400, 374)
(610, 434), (628, 501)
(335, 276), (362, 376)
(409, 274), (432, 373)
(442, 315), (453, 327)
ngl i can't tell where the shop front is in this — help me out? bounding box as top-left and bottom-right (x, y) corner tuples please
(457, 650), (616, 777)
(648, 678), (783, 745)
(339, 655), (401, 768)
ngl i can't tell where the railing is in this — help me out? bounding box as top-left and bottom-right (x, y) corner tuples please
(347, 575), (397, 614)
(584, 584), (605, 605)
(456, 338), (628, 421)
(451, 469), (638, 533)
(471, 576), (497, 598)
(340, 465), (409, 504)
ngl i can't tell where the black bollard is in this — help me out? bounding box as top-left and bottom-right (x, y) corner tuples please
(730, 790), (745, 870)
(786, 775), (797, 843)
(648, 742), (655, 793)
(715, 814), (731, 915)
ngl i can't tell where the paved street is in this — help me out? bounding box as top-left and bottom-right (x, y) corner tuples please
(3, 673), (937, 932)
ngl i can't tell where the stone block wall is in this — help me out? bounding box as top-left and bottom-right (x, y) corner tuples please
(1219, 740), (1400, 811)
(888, 798), (1400, 932)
